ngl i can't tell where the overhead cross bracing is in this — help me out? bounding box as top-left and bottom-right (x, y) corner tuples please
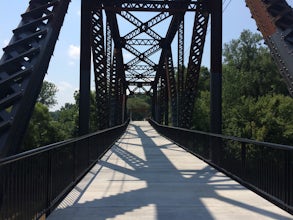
(0, 0), (212, 157)
(90, 0), (210, 130)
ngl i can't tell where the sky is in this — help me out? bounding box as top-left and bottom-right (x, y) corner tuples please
(1, 1), (293, 111)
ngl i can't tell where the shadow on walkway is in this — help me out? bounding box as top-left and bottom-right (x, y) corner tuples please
(48, 122), (292, 220)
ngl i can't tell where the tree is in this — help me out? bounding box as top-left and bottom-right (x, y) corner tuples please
(223, 30), (288, 104)
(72, 90), (100, 133)
(53, 103), (78, 138)
(222, 30), (293, 144)
(37, 81), (58, 108)
(23, 81), (68, 151)
(224, 94), (293, 144)
(191, 29), (293, 145)
(23, 103), (66, 151)
(192, 66), (210, 131)
(127, 94), (151, 120)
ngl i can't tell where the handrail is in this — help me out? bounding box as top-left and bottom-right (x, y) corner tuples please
(0, 122), (129, 165)
(149, 118), (293, 215)
(0, 119), (129, 220)
(149, 119), (293, 151)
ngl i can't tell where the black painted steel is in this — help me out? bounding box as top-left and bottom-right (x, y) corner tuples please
(165, 48), (178, 126)
(180, 2), (209, 128)
(98, 0), (198, 12)
(0, 120), (129, 220)
(0, 0), (214, 156)
(0, 0), (71, 158)
(92, 7), (109, 130)
(210, 0), (222, 135)
(149, 119), (293, 215)
(79, 0), (92, 136)
(177, 20), (185, 126)
(210, 0), (223, 163)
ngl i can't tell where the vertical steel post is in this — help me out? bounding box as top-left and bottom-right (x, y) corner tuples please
(158, 77), (164, 124)
(152, 83), (158, 121)
(164, 90), (169, 126)
(165, 49), (177, 127)
(178, 20), (184, 127)
(210, 0), (222, 163)
(210, 0), (222, 134)
(79, 0), (91, 135)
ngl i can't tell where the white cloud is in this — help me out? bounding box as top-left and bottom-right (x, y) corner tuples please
(50, 81), (77, 111)
(3, 39), (9, 47)
(58, 81), (74, 92)
(68, 44), (80, 60)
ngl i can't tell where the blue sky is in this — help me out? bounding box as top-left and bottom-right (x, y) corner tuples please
(1, 1), (292, 110)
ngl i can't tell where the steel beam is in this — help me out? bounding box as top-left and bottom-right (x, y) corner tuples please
(246, 0), (293, 96)
(98, 0), (198, 12)
(79, 0), (92, 135)
(109, 49), (118, 127)
(152, 83), (158, 121)
(181, 3), (209, 128)
(105, 20), (112, 127)
(92, 7), (108, 130)
(210, 0), (222, 135)
(210, 0), (222, 164)
(177, 20), (184, 126)
(165, 48), (178, 126)
(0, 0), (71, 157)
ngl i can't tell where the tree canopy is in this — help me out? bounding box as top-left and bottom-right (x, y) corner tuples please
(127, 94), (151, 121)
(193, 29), (293, 145)
(37, 81), (58, 108)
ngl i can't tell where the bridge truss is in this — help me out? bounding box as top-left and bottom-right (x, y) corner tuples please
(0, 0), (293, 158)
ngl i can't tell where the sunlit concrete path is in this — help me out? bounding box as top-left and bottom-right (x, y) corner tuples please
(48, 121), (292, 220)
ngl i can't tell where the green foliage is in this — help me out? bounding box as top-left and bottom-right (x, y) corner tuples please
(53, 103), (79, 139)
(193, 29), (293, 145)
(72, 90), (99, 132)
(223, 30), (287, 102)
(23, 81), (63, 150)
(221, 30), (292, 144)
(23, 84), (78, 151)
(192, 66), (210, 131)
(192, 90), (210, 131)
(37, 81), (58, 108)
(127, 94), (151, 120)
(224, 95), (293, 144)
(23, 103), (66, 151)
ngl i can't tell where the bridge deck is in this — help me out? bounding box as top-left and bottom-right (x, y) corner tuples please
(48, 121), (292, 220)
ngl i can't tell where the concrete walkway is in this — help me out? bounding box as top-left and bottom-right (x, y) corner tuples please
(48, 121), (292, 220)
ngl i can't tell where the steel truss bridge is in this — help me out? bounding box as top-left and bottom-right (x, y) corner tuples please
(0, 0), (293, 219)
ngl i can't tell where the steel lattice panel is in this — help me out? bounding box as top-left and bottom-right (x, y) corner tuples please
(0, 0), (71, 157)
(246, 0), (293, 96)
(0, 0), (213, 157)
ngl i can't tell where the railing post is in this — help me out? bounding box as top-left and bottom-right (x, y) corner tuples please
(73, 142), (77, 181)
(241, 142), (247, 179)
(210, 137), (222, 165)
(284, 150), (291, 206)
(46, 150), (52, 215)
(290, 150), (293, 208)
(87, 138), (90, 166)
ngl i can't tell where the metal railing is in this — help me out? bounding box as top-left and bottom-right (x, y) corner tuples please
(0, 120), (129, 220)
(149, 119), (293, 214)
